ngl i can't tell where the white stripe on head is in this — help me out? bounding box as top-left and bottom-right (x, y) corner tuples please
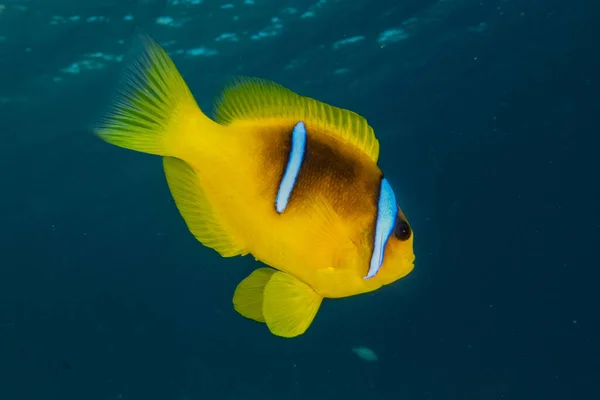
(365, 178), (397, 280)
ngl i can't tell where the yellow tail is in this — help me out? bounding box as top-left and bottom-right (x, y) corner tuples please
(95, 35), (217, 157)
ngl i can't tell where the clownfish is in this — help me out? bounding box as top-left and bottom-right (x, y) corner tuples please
(95, 35), (415, 338)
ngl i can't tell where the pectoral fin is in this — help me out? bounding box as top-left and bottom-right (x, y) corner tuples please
(233, 268), (276, 323)
(262, 272), (323, 338)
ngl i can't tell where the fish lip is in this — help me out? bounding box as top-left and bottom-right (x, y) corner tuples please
(404, 256), (415, 271)
(406, 253), (416, 263)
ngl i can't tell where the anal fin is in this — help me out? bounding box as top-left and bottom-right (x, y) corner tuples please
(233, 268), (276, 322)
(263, 272), (323, 338)
(163, 156), (246, 257)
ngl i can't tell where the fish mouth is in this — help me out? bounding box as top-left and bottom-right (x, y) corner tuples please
(403, 254), (416, 272)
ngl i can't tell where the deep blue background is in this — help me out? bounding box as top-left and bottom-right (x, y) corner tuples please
(1, 0), (598, 399)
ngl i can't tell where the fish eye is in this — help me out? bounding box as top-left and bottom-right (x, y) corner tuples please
(394, 217), (411, 241)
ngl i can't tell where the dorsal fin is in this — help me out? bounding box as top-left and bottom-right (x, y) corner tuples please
(213, 77), (380, 162)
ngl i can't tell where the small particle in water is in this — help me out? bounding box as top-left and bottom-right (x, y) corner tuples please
(351, 346), (378, 361)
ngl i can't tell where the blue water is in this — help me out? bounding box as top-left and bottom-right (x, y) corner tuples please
(1, 0), (598, 399)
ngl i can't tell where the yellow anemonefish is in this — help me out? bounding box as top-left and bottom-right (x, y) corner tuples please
(95, 35), (415, 338)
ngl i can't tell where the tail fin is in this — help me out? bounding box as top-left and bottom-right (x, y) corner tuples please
(95, 35), (215, 157)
